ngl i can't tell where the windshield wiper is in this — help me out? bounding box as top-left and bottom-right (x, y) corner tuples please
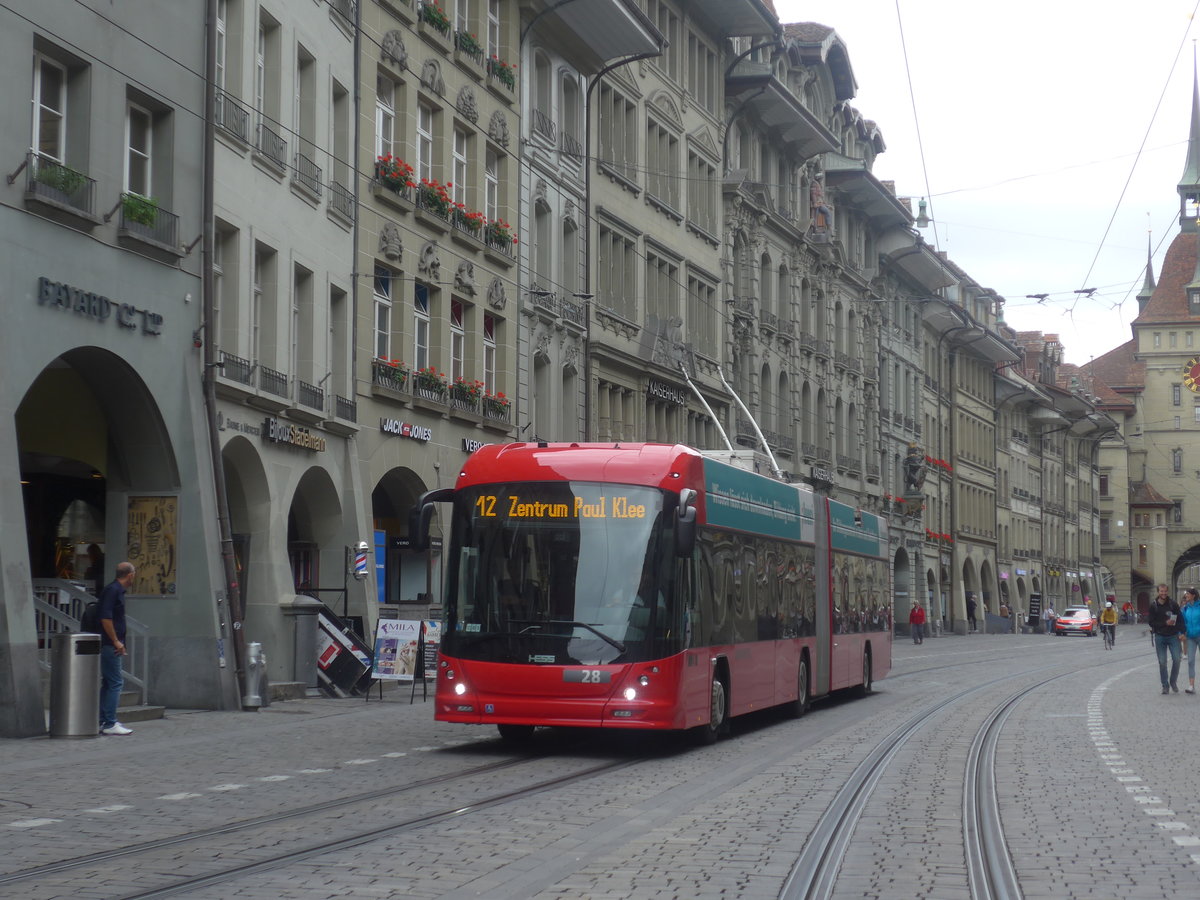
(544, 620), (626, 653)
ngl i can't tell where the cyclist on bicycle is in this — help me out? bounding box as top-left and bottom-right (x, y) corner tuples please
(1100, 601), (1118, 649)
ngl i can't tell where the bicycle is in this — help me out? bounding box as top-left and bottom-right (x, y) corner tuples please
(1101, 623), (1115, 650)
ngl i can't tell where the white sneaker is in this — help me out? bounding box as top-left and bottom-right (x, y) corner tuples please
(100, 722), (133, 735)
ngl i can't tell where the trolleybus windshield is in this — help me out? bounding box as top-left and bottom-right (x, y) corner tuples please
(442, 482), (680, 666)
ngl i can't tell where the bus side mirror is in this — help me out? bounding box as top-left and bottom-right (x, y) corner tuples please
(408, 488), (454, 551)
(676, 488), (697, 557)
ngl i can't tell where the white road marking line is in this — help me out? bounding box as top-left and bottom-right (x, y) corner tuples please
(343, 759), (377, 765)
(257, 775), (291, 782)
(209, 784), (246, 792)
(8, 818), (60, 828)
(84, 805), (133, 814)
(159, 793), (203, 800)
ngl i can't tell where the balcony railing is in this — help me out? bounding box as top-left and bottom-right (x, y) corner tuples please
(330, 180), (354, 219)
(482, 398), (511, 422)
(293, 152), (323, 198)
(256, 121), (288, 170)
(372, 359), (409, 392)
(335, 395), (357, 422)
(24, 152), (96, 217)
(298, 380), (324, 411)
(560, 297), (585, 327)
(119, 194), (179, 250)
(259, 364), (289, 398)
(561, 130), (583, 161)
(532, 108), (557, 142)
(214, 90), (250, 143)
(219, 351), (254, 386)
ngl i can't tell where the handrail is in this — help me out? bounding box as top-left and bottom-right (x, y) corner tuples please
(32, 578), (148, 706)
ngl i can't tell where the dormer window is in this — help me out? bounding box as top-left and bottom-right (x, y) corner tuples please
(1189, 289), (1200, 315)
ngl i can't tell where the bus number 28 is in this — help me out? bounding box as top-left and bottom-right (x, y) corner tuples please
(563, 669), (610, 683)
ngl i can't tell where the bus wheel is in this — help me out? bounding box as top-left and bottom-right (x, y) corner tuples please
(855, 650), (873, 697)
(787, 656), (810, 718)
(692, 676), (727, 745)
(497, 724), (535, 743)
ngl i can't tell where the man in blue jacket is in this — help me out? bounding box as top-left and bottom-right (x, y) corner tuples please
(98, 562), (136, 735)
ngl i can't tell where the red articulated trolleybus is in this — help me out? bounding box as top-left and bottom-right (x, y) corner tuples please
(411, 442), (891, 744)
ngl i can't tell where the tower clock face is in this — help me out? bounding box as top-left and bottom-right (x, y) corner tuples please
(1186, 357), (1200, 392)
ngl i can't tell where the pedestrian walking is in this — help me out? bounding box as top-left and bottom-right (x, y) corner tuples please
(1181, 587), (1200, 693)
(909, 601), (926, 644)
(1043, 605), (1056, 636)
(98, 561), (136, 735)
(966, 594), (978, 633)
(1148, 583), (1183, 695)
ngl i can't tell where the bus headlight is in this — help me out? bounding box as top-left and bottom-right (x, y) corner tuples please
(454, 682), (468, 696)
(623, 687), (637, 701)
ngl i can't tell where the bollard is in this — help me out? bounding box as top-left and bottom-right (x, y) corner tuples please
(243, 641), (264, 710)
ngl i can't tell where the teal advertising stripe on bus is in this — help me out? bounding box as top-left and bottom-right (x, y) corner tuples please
(828, 499), (888, 557)
(702, 458), (814, 541)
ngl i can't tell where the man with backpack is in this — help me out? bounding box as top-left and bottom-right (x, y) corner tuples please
(97, 562), (136, 735)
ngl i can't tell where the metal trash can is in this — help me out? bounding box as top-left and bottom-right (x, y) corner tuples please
(242, 641), (265, 710)
(49, 632), (102, 739)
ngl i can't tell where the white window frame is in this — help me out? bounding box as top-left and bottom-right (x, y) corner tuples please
(125, 102), (153, 195)
(255, 24), (266, 122)
(32, 54), (67, 162)
(452, 127), (468, 206)
(483, 313), (496, 393)
(374, 266), (392, 361)
(215, 0), (227, 90)
(455, 0), (471, 34)
(375, 74), (395, 160)
(450, 299), (464, 383)
(484, 148), (498, 221)
(252, 250), (264, 361)
(487, 0), (500, 59)
(414, 283), (430, 372)
(416, 103), (433, 181)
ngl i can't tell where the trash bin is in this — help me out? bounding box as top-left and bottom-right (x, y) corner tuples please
(49, 632), (102, 739)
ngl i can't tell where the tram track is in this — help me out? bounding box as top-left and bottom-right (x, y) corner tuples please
(1, 750), (637, 899)
(779, 652), (1126, 900)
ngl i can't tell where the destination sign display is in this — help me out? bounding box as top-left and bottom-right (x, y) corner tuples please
(473, 494), (648, 520)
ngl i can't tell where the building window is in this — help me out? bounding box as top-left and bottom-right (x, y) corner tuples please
(688, 275), (717, 357)
(1154, 332), (1162, 348)
(452, 127), (469, 207)
(125, 102), (152, 196)
(414, 282), (431, 372)
(416, 103), (434, 181)
(483, 313), (496, 392)
(1176, 416), (1182, 430)
(1100, 517), (1110, 541)
(1139, 544), (1148, 566)
(484, 147), (498, 220)
(450, 298), (464, 383)
(1174, 449), (1184, 473)
(373, 266), (392, 361)
(375, 74), (394, 160)
(1174, 383), (1182, 406)
(687, 149), (716, 235)
(1191, 291), (1200, 316)
(455, 0), (471, 33)
(1175, 500), (1184, 524)
(686, 30), (718, 115)
(487, 0), (501, 60)
(1194, 404), (1200, 424)
(646, 119), (679, 211)
(645, 250), (679, 324)
(215, 0), (227, 90)
(597, 221), (636, 320)
(1099, 473), (1109, 496)
(598, 84), (636, 182)
(31, 54), (67, 161)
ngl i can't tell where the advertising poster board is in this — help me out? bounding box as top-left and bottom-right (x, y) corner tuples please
(316, 609), (373, 696)
(1027, 592), (1042, 628)
(423, 620), (442, 680)
(371, 618), (421, 681)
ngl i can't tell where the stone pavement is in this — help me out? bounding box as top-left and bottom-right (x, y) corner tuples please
(5, 626), (1199, 899)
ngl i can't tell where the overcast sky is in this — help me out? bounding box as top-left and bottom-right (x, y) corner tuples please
(772, 0), (1200, 365)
